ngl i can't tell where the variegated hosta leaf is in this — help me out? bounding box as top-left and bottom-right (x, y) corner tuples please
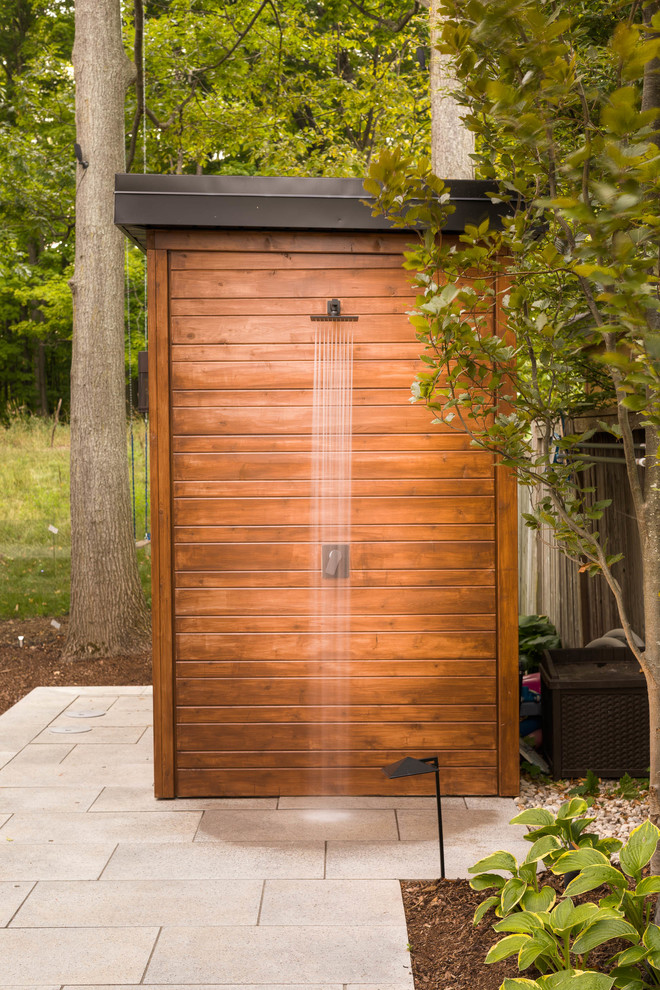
(518, 929), (560, 970)
(473, 894), (499, 925)
(618, 821), (660, 879)
(564, 865), (627, 896)
(470, 872), (507, 891)
(484, 933), (530, 964)
(633, 875), (660, 898)
(571, 918), (639, 955)
(469, 851), (518, 875)
(522, 886), (557, 913)
(510, 808), (556, 828)
(525, 835), (563, 864)
(494, 912), (545, 934)
(552, 848), (609, 875)
(556, 798), (589, 821)
(501, 877), (528, 914)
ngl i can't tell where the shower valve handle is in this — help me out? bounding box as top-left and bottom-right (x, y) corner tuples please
(325, 548), (343, 576)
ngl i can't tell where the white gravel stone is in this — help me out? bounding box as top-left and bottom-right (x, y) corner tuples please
(515, 776), (650, 845)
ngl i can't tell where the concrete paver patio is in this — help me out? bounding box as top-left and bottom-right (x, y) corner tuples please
(0, 686), (530, 989)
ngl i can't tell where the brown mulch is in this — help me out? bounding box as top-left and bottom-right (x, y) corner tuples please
(0, 617), (152, 716)
(401, 873), (631, 990)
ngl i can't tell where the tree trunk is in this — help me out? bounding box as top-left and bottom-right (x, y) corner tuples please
(65, 0), (150, 658)
(429, 0), (474, 180)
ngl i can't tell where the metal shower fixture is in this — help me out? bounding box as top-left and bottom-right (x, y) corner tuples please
(310, 298), (359, 322)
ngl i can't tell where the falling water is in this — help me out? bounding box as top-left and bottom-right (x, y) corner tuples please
(312, 318), (354, 791)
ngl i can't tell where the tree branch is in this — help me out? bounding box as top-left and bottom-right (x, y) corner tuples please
(345, 0), (423, 33)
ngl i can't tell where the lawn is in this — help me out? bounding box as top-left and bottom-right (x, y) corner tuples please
(0, 414), (151, 619)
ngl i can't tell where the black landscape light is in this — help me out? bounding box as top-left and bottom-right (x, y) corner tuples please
(381, 755), (445, 879)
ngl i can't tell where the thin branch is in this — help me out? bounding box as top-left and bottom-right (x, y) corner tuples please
(345, 0), (423, 32)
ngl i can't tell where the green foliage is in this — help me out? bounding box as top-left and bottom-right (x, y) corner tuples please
(471, 806), (660, 989)
(519, 614), (561, 673)
(0, 413), (151, 618)
(366, 0), (660, 606)
(569, 771), (601, 799)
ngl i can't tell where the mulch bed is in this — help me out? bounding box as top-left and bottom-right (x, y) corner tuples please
(401, 873), (628, 990)
(0, 616), (152, 715)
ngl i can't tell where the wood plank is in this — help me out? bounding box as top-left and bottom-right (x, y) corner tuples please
(174, 541), (496, 570)
(175, 704), (497, 723)
(173, 480), (494, 499)
(170, 296), (417, 316)
(174, 568), (495, 589)
(175, 659), (496, 677)
(174, 586), (496, 616)
(171, 360), (429, 390)
(173, 497), (494, 527)
(171, 342), (424, 361)
(170, 251), (409, 270)
(171, 405), (463, 437)
(173, 451), (494, 481)
(171, 316), (424, 345)
(176, 749), (497, 769)
(172, 434), (480, 453)
(148, 245), (176, 799)
(176, 614), (496, 634)
(176, 676), (496, 706)
(172, 388), (417, 407)
(174, 525), (496, 543)
(175, 632), (495, 661)
(170, 268), (416, 300)
(175, 766), (498, 796)
(155, 230), (415, 254)
(175, 721), (497, 751)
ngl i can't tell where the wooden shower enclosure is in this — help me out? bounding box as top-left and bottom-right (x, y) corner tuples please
(115, 176), (518, 798)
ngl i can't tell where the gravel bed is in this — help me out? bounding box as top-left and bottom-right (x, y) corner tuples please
(516, 775), (650, 844)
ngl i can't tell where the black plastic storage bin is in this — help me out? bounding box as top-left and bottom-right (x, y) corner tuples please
(540, 647), (649, 778)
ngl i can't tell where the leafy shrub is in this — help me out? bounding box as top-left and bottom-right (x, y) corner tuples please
(469, 799), (660, 989)
(519, 615), (561, 674)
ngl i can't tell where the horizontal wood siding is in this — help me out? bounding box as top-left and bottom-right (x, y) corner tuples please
(169, 231), (498, 795)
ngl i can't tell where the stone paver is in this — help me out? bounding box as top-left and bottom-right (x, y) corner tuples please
(146, 926), (412, 985)
(196, 809), (398, 842)
(260, 879), (405, 926)
(278, 795), (463, 810)
(89, 786), (278, 812)
(32, 724), (146, 745)
(0, 843), (115, 881)
(0, 811), (202, 844)
(0, 882), (34, 925)
(0, 786), (102, 812)
(0, 686), (531, 989)
(0, 927), (158, 983)
(11, 879), (262, 927)
(103, 841), (325, 879)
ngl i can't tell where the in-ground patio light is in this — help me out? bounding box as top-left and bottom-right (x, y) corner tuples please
(381, 756), (445, 879)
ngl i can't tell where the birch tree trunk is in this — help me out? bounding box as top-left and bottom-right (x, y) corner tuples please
(429, 0), (474, 180)
(65, 0), (150, 658)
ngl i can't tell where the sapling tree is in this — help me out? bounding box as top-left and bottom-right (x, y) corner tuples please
(366, 0), (660, 833)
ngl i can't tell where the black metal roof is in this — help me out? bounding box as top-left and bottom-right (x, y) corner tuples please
(115, 174), (506, 250)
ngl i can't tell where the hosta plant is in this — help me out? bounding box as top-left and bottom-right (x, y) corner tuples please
(469, 799), (622, 923)
(470, 814), (660, 989)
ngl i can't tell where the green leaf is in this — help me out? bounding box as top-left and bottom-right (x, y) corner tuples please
(643, 923), (660, 952)
(572, 919), (639, 955)
(556, 798), (589, 820)
(565, 865), (627, 895)
(552, 849), (609, 875)
(522, 886), (557, 913)
(618, 821), (659, 878)
(519, 929), (561, 971)
(469, 872), (506, 891)
(501, 981), (542, 990)
(539, 972), (614, 990)
(501, 877), (528, 915)
(526, 835), (563, 864)
(473, 895), (499, 924)
(550, 896), (578, 933)
(485, 933), (530, 964)
(495, 913), (545, 934)
(633, 875), (660, 898)
(613, 943), (648, 967)
(511, 808), (556, 828)
(469, 851), (518, 875)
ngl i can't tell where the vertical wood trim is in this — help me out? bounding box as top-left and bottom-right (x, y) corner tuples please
(148, 245), (176, 798)
(494, 271), (520, 796)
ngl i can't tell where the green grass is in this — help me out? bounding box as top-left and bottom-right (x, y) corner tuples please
(0, 413), (151, 619)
